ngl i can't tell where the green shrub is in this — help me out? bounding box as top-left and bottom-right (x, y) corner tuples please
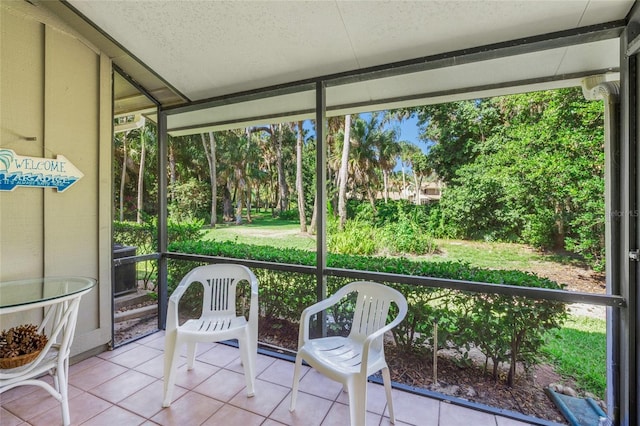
(114, 217), (203, 254)
(115, 218), (203, 290)
(277, 209), (299, 221)
(327, 218), (378, 255)
(168, 178), (211, 222)
(380, 216), (437, 255)
(453, 289), (566, 386)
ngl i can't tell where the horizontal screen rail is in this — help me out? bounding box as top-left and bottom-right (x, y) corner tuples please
(163, 252), (626, 308)
(112, 252), (160, 266)
(328, 268), (626, 308)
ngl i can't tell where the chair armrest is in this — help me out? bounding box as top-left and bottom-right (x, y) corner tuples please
(165, 277), (198, 332)
(360, 306), (407, 372)
(297, 293), (342, 348)
(247, 269), (259, 335)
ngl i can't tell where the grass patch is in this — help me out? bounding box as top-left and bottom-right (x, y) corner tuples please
(429, 239), (586, 270)
(202, 212), (316, 251)
(199, 215), (587, 273)
(542, 315), (606, 398)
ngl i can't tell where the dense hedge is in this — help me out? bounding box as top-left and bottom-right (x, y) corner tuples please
(168, 239), (567, 385)
(113, 219), (202, 290)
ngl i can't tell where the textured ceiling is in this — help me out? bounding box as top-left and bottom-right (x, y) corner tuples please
(50, 0), (635, 133)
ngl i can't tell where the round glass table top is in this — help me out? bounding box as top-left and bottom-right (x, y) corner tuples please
(0, 276), (96, 309)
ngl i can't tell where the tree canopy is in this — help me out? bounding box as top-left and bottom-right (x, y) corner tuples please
(114, 87), (606, 269)
(412, 88), (605, 267)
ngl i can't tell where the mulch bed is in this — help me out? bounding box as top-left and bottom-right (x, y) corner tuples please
(259, 316), (569, 424)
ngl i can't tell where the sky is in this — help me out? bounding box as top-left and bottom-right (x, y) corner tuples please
(393, 115), (427, 153)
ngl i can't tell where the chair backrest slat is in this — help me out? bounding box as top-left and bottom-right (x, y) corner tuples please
(349, 283), (398, 348)
(204, 276), (236, 315)
(206, 277), (235, 312)
(171, 264), (256, 318)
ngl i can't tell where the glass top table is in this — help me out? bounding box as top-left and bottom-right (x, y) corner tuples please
(0, 276), (96, 313)
(0, 276), (96, 426)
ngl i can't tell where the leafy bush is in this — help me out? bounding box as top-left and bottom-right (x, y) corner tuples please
(114, 218), (203, 289)
(168, 178), (211, 222)
(454, 289), (566, 386)
(114, 217), (203, 254)
(380, 215), (437, 255)
(327, 218), (377, 255)
(277, 209), (301, 221)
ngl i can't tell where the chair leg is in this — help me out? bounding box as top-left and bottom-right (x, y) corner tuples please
(238, 336), (255, 397)
(289, 354), (304, 412)
(186, 341), (197, 370)
(163, 331), (180, 407)
(347, 377), (367, 426)
(381, 367), (395, 424)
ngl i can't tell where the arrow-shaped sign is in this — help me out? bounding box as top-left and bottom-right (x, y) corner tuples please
(0, 149), (84, 192)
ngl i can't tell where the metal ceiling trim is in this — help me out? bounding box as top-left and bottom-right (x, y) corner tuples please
(163, 20), (625, 121)
(113, 64), (161, 108)
(325, 20), (626, 88)
(166, 68), (620, 134)
(167, 108), (316, 134)
(327, 68), (621, 114)
(164, 82), (317, 116)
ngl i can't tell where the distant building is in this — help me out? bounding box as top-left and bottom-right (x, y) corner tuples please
(383, 180), (443, 204)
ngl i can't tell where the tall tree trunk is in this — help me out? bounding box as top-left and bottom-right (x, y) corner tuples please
(309, 192), (318, 235)
(401, 165), (407, 199)
(337, 114), (351, 230)
(275, 124), (289, 214)
(136, 127), (146, 224)
(168, 143), (176, 203)
(201, 132), (217, 227)
(119, 132), (127, 222)
(554, 202), (565, 249)
(382, 169), (389, 203)
(235, 196), (243, 224)
(413, 174), (422, 205)
(296, 121), (307, 232)
(367, 187), (377, 210)
(255, 184), (261, 212)
(246, 191), (252, 223)
(223, 185), (233, 221)
(235, 168), (245, 224)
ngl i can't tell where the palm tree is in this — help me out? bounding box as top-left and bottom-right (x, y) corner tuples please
(347, 115), (382, 209)
(410, 152), (431, 205)
(374, 125), (400, 203)
(398, 141), (420, 199)
(251, 124), (294, 215)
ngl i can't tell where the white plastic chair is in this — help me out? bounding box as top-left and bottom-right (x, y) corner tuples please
(289, 281), (408, 426)
(163, 263), (258, 407)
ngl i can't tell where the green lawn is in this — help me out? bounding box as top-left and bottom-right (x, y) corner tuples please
(201, 214), (316, 251)
(203, 213), (585, 272)
(422, 239), (586, 270)
(542, 315), (607, 398)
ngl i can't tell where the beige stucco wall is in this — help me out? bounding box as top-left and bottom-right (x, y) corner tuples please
(0, 1), (112, 356)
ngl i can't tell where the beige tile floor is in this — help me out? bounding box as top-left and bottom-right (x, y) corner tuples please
(0, 331), (538, 426)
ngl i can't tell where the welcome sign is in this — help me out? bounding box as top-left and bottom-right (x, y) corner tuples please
(0, 149), (84, 192)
